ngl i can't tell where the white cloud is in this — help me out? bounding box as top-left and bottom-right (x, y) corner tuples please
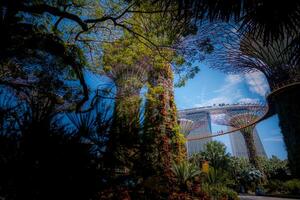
(245, 71), (270, 97)
(238, 98), (260, 104)
(192, 73), (267, 108)
(194, 74), (262, 107)
(226, 74), (242, 84)
(214, 74), (242, 93)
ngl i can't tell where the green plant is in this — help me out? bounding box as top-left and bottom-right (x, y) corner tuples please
(229, 157), (266, 192)
(258, 156), (290, 180)
(171, 161), (201, 191)
(189, 153), (206, 167)
(283, 179), (300, 194)
(202, 183), (239, 200)
(201, 141), (231, 170)
(205, 167), (233, 187)
(264, 179), (285, 193)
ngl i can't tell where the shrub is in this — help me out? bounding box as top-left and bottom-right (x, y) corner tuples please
(264, 179), (285, 193)
(283, 179), (300, 194)
(201, 141), (231, 169)
(258, 156), (290, 180)
(223, 188), (239, 200)
(202, 183), (239, 200)
(204, 167), (234, 187)
(171, 161), (201, 191)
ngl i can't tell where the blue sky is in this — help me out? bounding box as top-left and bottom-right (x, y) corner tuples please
(174, 61), (288, 159)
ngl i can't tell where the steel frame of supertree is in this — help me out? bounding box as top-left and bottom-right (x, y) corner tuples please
(105, 57), (150, 97)
(102, 55), (151, 177)
(178, 118), (194, 156)
(207, 25), (300, 177)
(179, 118), (194, 136)
(208, 26), (300, 90)
(213, 103), (267, 170)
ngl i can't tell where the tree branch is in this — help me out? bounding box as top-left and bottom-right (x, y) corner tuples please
(19, 4), (88, 31)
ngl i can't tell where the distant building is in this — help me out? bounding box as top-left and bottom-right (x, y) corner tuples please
(229, 127), (267, 158)
(179, 111), (212, 156)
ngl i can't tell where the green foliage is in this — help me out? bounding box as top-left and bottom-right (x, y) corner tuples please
(201, 141), (231, 169)
(67, 112), (95, 137)
(174, 65), (200, 87)
(264, 179), (285, 193)
(264, 179), (300, 195)
(202, 183), (239, 200)
(189, 153), (206, 167)
(205, 167), (233, 187)
(171, 161), (201, 190)
(229, 157), (252, 183)
(102, 33), (152, 76)
(283, 179), (300, 194)
(229, 157), (264, 192)
(258, 156), (290, 180)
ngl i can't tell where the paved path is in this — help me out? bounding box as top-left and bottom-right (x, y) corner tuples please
(239, 195), (299, 200)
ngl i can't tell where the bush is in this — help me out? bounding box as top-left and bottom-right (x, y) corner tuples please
(202, 183), (239, 200)
(265, 179), (300, 195)
(204, 167), (234, 187)
(258, 156), (290, 180)
(264, 179), (285, 193)
(283, 179), (300, 194)
(224, 188), (239, 200)
(200, 141), (231, 169)
(171, 161), (201, 191)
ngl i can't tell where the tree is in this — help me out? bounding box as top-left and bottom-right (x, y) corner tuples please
(200, 141), (231, 170)
(229, 157), (263, 192)
(101, 33), (150, 181)
(258, 156), (290, 181)
(210, 106), (265, 173)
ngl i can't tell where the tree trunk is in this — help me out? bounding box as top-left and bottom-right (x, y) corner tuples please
(241, 128), (261, 170)
(141, 64), (185, 196)
(272, 85), (300, 178)
(104, 77), (142, 180)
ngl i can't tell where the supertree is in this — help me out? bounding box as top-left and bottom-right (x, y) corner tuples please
(100, 34), (152, 182)
(142, 63), (186, 191)
(209, 26), (300, 177)
(178, 118), (194, 156)
(179, 119), (194, 136)
(213, 104), (267, 170)
(209, 27), (299, 88)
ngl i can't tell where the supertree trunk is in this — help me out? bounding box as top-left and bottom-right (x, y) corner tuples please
(214, 108), (266, 171)
(272, 85), (300, 178)
(141, 64), (185, 196)
(241, 127), (261, 170)
(104, 75), (143, 180)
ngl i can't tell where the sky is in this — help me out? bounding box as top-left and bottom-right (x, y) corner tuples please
(174, 61), (288, 159)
